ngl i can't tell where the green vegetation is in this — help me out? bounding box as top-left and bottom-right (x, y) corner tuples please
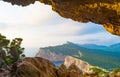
(42, 42), (120, 70)
(91, 67), (109, 77)
(0, 34), (25, 69)
(112, 68), (120, 73)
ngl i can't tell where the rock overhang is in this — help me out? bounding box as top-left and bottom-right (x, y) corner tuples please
(2, 0), (120, 36)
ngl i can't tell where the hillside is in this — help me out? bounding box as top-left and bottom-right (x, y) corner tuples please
(80, 43), (120, 52)
(40, 42), (120, 70)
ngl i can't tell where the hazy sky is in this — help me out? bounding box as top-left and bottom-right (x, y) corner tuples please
(0, 1), (120, 56)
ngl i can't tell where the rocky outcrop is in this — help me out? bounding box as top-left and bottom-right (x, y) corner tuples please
(36, 48), (66, 62)
(6, 57), (88, 77)
(10, 57), (58, 77)
(58, 64), (83, 77)
(64, 56), (93, 72)
(0, 57), (120, 77)
(57, 64), (68, 77)
(3, 0), (37, 6)
(2, 0), (120, 36)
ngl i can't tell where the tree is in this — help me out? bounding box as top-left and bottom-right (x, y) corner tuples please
(0, 34), (9, 64)
(0, 34), (25, 68)
(7, 38), (25, 64)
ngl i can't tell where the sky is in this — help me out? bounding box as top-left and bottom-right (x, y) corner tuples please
(0, 1), (120, 56)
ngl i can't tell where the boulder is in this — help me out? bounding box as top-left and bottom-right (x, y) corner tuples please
(11, 57), (58, 77)
(58, 64), (83, 77)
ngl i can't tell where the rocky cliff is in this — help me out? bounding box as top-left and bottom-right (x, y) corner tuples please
(2, 0), (120, 36)
(0, 57), (85, 77)
(64, 56), (93, 72)
(10, 57), (58, 77)
(36, 49), (93, 72)
(36, 48), (66, 62)
(0, 57), (120, 77)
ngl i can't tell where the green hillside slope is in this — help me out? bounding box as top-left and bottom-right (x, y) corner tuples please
(41, 42), (120, 70)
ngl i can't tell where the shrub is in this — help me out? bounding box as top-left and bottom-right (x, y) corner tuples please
(0, 34), (25, 69)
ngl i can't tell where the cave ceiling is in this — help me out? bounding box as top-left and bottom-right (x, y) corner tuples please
(2, 0), (120, 36)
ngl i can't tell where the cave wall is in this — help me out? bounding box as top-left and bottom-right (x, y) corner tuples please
(2, 0), (120, 36)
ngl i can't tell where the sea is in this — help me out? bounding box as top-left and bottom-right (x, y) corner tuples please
(53, 61), (64, 67)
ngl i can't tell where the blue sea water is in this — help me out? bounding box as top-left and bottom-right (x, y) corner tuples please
(53, 61), (64, 66)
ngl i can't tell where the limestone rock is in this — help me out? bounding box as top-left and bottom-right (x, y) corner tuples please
(11, 57), (58, 77)
(67, 64), (83, 77)
(57, 64), (68, 77)
(57, 64), (83, 77)
(36, 48), (66, 62)
(2, 0), (120, 36)
(64, 56), (93, 72)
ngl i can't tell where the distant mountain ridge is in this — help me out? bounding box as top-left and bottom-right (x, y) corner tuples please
(79, 44), (108, 50)
(79, 42), (120, 52)
(36, 42), (120, 70)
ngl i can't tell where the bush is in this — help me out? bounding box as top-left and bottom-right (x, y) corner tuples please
(0, 34), (25, 69)
(90, 67), (109, 77)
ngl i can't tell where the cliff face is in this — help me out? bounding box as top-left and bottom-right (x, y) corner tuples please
(10, 57), (98, 77)
(36, 48), (66, 62)
(64, 56), (93, 72)
(11, 57), (58, 77)
(1, 57), (120, 77)
(36, 49), (93, 72)
(2, 0), (120, 36)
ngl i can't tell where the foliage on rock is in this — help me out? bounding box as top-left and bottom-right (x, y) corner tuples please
(90, 67), (109, 77)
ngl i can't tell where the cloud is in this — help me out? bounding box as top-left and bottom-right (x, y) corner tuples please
(72, 32), (120, 45)
(75, 22), (105, 35)
(42, 21), (85, 36)
(0, 1), (54, 25)
(0, 22), (8, 30)
(0, 1), (120, 49)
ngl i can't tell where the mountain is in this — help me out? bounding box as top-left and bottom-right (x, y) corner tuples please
(110, 43), (120, 48)
(79, 44), (108, 50)
(36, 42), (120, 70)
(80, 43), (120, 52)
(109, 43), (120, 52)
(36, 48), (66, 62)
